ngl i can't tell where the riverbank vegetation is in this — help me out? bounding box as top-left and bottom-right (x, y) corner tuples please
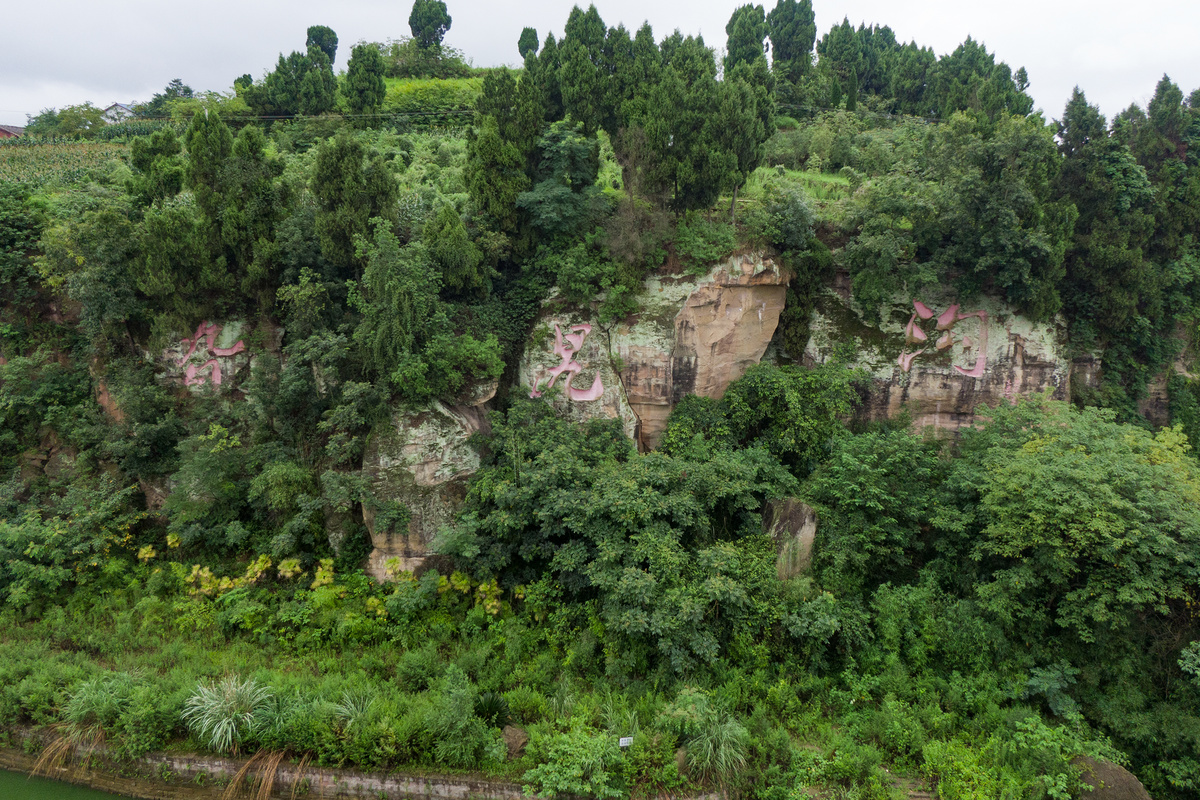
(3, 1), (1200, 798)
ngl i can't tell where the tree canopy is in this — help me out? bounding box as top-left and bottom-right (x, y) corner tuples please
(409, 0), (452, 50)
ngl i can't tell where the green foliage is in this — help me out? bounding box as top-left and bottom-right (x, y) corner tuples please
(408, 0), (452, 50)
(352, 225), (437, 379)
(962, 402), (1200, 642)
(165, 423), (249, 551)
(842, 111), (1075, 322)
(425, 666), (502, 768)
(423, 202), (487, 295)
(311, 130), (398, 275)
(466, 114), (530, 239)
(807, 427), (945, 595)
(922, 717), (1096, 800)
(126, 127), (185, 206)
(299, 46), (338, 116)
(344, 43), (387, 120)
(767, 0), (817, 84)
(242, 39), (338, 118)
(25, 103), (107, 139)
(660, 686), (750, 785)
(517, 122), (602, 241)
(352, 222), (501, 401)
(518, 27), (539, 60)
(37, 198), (141, 342)
(383, 76), (481, 119)
(725, 5), (769, 77)
(441, 397), (795, 673)
(523, 720), (626, 799)
(746, 181), (816, 253)
(0, 348), (92, 471)
(377, 38), (475, 80)
(0, 180), (44, 302)
(134, 79), (194, 119)
(306, 25), (338, 65)
(1169, 374), (1200, 452)
(0, 478), (141, 610)
(182, 676), (273, 754)
(720, 361), (861, 476)
(65, 671), (137, 730)
(672, 211), (737, 274)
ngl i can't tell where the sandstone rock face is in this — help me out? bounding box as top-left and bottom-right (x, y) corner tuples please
(519, 314), (639, 441)
(159, 320), (254, 393)
(519, 251), (789, 450)
(1072, 757), (1152, 800)
(361, 387), (494, 581)
(804, 277), (1070, 432)
(763, 498), (818, 579)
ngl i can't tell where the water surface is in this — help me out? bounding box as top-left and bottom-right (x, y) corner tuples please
(0, 768), (133, 799)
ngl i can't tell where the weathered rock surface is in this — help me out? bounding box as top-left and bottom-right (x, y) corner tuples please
(361, 387), (494, 580)
(159, 320), (253, 393)
(804, 276), (1070, 432)
(1072, 756), (1153, 800)
(519, 251), (790, 449)
(763, 498), (818, 579)
(518, 314), (639, 440)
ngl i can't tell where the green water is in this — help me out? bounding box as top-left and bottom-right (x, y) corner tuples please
(0, 769), (133, 799)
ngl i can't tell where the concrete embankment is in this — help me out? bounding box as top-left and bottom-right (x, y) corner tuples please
(0, 733), (525, 800)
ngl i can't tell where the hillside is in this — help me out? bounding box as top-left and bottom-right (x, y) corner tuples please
(2, 4), (1199, 800)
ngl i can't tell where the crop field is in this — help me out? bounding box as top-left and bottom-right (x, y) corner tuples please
(0, 141), (127, 187)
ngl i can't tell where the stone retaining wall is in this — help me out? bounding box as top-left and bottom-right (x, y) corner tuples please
(0, 732), (524, 800)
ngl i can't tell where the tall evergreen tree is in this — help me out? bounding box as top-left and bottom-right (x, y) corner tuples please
(1055, 88), (1157, 334)
(344, 43), (387, 120)
(766, 0), (816, 84)
(518, 27), (539, 59)
(537, 32), (565, 122)
(299, 46), (337, 115)
(310, 131), (398, 277)
(724, 4), (768, 76)
(306, 25), (339, 64)
(184, 110), (233, 226)
(559, 4), (607, 135)
(409, 0), (452, 49)
(466, 115), (531, 237)
(642, 35), (738, 212)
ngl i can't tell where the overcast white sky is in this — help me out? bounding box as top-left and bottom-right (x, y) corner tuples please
(2, 0), (1197, 128)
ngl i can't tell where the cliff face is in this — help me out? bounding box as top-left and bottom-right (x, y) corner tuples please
(519, 251), (790, 449)
(361, 252), (791, 575)
(159, 320), (253, 392)
(352, 258), (1110, 577)
(803, 275), (1071, 431)
(361, 386), (495, 581)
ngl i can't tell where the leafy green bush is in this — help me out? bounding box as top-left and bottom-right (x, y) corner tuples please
(0, 479), (142, 611)
(503, 686), (549, 725)
(523, 721), (625, 799)
(425, 666), (502, 768)
(117, 681), (186, 758)
(64, 671), (137, 730)
(474, 691), (511, 728)
(181, 676), (274, 754)
(745, 182), (816, 253)
(672, 212), (738, 275)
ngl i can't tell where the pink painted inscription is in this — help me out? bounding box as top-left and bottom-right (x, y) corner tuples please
(177, 321), (245, 387)
(530, 323), (604, 402)
(897, 302), (988, 376)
